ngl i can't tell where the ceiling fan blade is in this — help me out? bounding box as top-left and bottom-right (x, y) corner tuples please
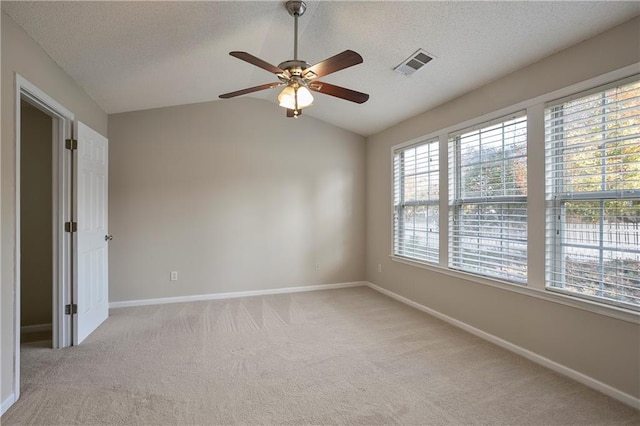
(286, 109), (302, 118)
(229, 51), (284, 74)
(219, 82), (283, 99)
(303, 50), (363, 79)
(308, 82), (369, 104)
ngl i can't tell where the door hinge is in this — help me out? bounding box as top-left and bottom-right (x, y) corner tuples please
(65, 138), (78, 150)
(65, 304), (78, 315)
(64, 221), (78, 233)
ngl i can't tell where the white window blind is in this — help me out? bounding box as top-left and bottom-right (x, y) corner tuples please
(546, 77), (640, 310)
(393, 139), (439, 264)
(449, 113), (528, 283)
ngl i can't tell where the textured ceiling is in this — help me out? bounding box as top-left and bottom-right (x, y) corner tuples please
(3, 1), (639, 136)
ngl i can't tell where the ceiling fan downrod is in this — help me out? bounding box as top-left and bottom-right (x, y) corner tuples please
(286, 0), (306, 61)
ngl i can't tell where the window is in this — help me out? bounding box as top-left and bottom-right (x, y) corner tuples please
(449, 114), (528, 283)
(546, 77), (640, 309)
(390, 70), (639, 317)
(393, 139), (439, 264)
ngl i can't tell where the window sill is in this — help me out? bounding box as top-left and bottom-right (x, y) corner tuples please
(390, 255), (640, 324)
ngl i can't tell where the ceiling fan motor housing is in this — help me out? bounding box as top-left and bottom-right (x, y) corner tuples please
(277, 60), (312, 79)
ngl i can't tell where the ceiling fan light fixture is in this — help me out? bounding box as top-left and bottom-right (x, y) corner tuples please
(278, 84), (313, 110)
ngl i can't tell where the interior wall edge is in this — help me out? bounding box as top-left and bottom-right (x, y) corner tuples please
(1, 393), (16, 416)
(20, 324), (52, 334)
(365, 281), (640, 410)
(109, 281), (366, 309)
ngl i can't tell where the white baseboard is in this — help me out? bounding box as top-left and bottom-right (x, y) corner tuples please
(364, 281), (640, 410)
(20, 323), (52, 334)
(109, 281), (366, 309)
(1, 393), (16, 416)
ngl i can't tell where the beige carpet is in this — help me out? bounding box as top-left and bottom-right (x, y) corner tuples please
(2, 287), (638, 425)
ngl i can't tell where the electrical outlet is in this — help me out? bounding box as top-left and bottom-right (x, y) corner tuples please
(378, 263), (382, 273)
(170, 271), (178, 281)
(315, 263), (320, 270)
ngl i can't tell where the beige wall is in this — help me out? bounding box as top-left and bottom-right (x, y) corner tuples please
(20, 101), (53, 327)
(366, 17), (640, 399)
(108, 98), (365, 302)
(1, 12), (108, 404)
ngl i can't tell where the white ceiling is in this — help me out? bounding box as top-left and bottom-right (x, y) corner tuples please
(3, 1), (639, 136)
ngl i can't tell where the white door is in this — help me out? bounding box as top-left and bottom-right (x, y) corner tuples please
(74, 122), (109, 344)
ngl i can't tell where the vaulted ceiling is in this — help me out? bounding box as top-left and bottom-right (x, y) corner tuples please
(3, 1), (639, 136)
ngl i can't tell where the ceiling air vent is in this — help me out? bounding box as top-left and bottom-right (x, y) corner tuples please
(394, 49), (434, 76)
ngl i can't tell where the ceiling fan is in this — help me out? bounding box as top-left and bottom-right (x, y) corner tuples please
(219, 0), (369, 118)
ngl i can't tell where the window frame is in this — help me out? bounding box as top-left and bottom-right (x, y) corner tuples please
(544, 76), (640, 310)
(448, 112), (528, 284)
(393, 138), (440, 265)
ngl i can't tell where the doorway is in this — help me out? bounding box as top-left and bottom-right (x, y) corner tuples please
(14, 76), (75, 402)
(19, 100), (54, 344)
(13, 76), (110, 405)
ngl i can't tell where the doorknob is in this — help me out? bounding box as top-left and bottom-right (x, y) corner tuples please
(105, 235), (113, 241)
